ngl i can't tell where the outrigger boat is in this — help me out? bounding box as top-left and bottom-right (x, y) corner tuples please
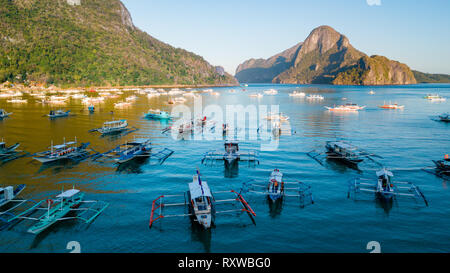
(89, 119), (133, 135)
(0, 141), (20, 156)
(348, 168), (428, 206)
(325, 103), (366, 112)
(289, 91), (306, 97)
(0, 140), (28, 164)
(378, 102), (404, 110)
(47, 109), (70, 118)
(0, 109), (12, 119)
(307, 140), (382, 168)
(202, 140), (259, 167)
(242, 169), (314, 207)
(0, 184), (26, 208)
(264, 112), (290, 122)
(32, 138), (91, 164)
(0, 187), (108, 235)
(264, 89), (278, 95)
(306, 94), (324, 100)
(424, 94), (446, 101)
(149, 170), (256, 229)
(144, 109), (171, 120)
(93, 138), (173, 165)
(241, 169), (314, 207)
(437, 113), (450, 122)
(425, 155), (450, 179)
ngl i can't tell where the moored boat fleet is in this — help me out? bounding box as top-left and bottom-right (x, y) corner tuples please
(1, 86), (449, 237)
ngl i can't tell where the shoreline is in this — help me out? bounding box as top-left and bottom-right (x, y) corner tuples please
(0, 83), (241, 92)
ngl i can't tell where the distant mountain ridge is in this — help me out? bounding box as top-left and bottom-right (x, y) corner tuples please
(236, 26), (447, 85)
(0, 0), (237, 87)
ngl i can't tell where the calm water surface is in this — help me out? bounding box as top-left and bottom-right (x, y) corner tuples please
(0, 84), (449, 253)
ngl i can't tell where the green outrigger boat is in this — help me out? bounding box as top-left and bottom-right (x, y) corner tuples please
(2, 188), (108, 235)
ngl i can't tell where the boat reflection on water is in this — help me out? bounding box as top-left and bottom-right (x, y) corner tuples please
(224, 161), (239, 178)
(268, 198), (283, 218)
(116, 157), (149, 174)
(375, 197), (394, 215)
(190, 221), (212, 253)
(36, 158), (84, 175)
(325, 157), (362, 173)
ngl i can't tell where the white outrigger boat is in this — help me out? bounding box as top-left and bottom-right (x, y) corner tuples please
(0, 109), (12, 119)
(6, 99), (27, 104)
(249, 93), (263, 98)
(202, 140), (259, 166)
(348, 168), (428, 206)
(0, 187), (108, 235)
(242, 169), (314, 207)
(90, 119), (131, 135)
(289, 91), (306, 97)
(149, 170), (256, 229)
(325, 103), (366, 112)
(264, 89), (278, 95)
(424, 94), (446, 101)
(32, 138), (91, 164)
(306, 94), (324, 100)
(264, 112), (290, 122)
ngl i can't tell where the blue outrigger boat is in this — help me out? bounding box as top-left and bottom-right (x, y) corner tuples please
(0, 141), (29, 164)
(144, 109), (171, 120)
(0, 109), (12, 120)
(47, 109), (70, 119)
(0, 187), (108, 235)
(93, 138), (174, 165)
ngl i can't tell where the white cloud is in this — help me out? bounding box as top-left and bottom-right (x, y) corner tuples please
(366, 0), (381, 6)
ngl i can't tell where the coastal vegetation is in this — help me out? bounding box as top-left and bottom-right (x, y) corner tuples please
(0, 0), (237, 88)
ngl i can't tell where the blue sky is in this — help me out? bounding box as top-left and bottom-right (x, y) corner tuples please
(121, 0), (450, 75)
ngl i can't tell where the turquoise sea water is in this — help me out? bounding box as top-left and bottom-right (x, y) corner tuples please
(0, 83), (449, 253)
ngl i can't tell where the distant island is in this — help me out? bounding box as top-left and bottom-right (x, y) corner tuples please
(0, 0), (238, 88)
(235, 25), (450, 85)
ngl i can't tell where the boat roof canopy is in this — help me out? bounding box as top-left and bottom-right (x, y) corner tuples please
(52, 144), (67, 149)
(56, 189), (80, 198)
(104, 119), (126, 125)
(376, 169), (393, 177)
(127, 138), (150, 145)
(270, 170), (283, 182)
(329, 141), (356, 151)
(189, 180), (212, 199)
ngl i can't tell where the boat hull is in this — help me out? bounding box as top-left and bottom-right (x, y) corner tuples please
(144, 113), (171, 120)
(116, 151), (151, 164)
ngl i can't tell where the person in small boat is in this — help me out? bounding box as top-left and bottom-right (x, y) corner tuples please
(381, 177), (387, 189)
(49, 110), (54, 115)
(271, 179), (279, 192)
